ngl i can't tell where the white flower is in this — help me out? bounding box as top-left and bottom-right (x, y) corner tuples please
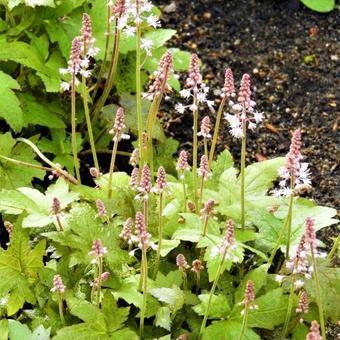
(141, 38), (153, 54)
(59, 68), (69, 75)
(80, 69), (92, 78)
(224, 113), (240, 128)
(253, 110), (264, 123)
(88, 47), (100, 57)
(294, 279), (305, 289)
(175, 103), (186, 114)
(197, 91), (207, 103)
(123, 25), (136, 37)
(206, 100), (215, 108)
(141, 0), (153, 12)
(275, 275), (285, 283)
(248, 122), (256, 130)
(180, 89), (191, 99)
(80, 58), (90, 69)
(232, 103), (242, 111)
(60, 81), (70, 91)
(146, 15), (161, 28)
(230, 126), (243, 139)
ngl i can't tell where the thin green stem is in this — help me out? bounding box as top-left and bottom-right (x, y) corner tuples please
(136, 3), (144, 167)
(56, 215), (64, 232)
(58, 294), (65, 325)
(282, 275), (295, 338)
(285, 179), (295, 259)
(16, 138), (78, 184)
(108, 135), (119, 199)
(238, 307), (249, 340)
(311, 249), (326, 339)
(96, 257), (103, 306)
(209, 96), (227, 167)
(5, 5), (16, 26)
(198, 175), (204, 211)
(92, 4), (112, 100)
(328, 232), (340, 260)
(203, 137), (208, 159)
(92, 24), (120, 123)
(192, 98), (199, 209)
(240, 119), (247, 229)
(182, 271), (187, 290)
(71, 75), (81, 183)
(140, 248), (148, 337)
(153, 192), (164, 279)
(0, 154), (53, 172)
(82, 76), (99, 171)
(199, 246), (228, 337)
(181, 175), (187, 212)
(268, 197), (294, 267)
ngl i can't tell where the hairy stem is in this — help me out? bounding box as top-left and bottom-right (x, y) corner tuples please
(203, 137), (208, 159)
(181, 175), (187, 212)
(140, 248), (148, 337)
(82, 76), (99, 172)
(311, 249), (326, 339)
(285, 178), (295, 259)
(92, 4), (112, 100)
(0, 154), (53, 172)
(192, 97), (199, 209)
(136, 2), (144, 167)
(58, 294), (65, 325)
(209, 96), (227, 167)
(71, 75), (81, 183)
(92, 22), (120, 123)
(239, 307), (249, 340)
(108, 135), (119, 199)
(16, 138), (78, 184)
(282, 275), (296, 338)
(97, 256), (103, 306)
(153, 192), (164, 279)
(240, 119), (247, 229)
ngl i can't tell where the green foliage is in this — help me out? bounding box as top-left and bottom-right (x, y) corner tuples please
(300, 0), (335, 12)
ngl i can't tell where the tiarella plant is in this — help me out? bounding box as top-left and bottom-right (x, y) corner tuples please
(0, 1), (338, 340)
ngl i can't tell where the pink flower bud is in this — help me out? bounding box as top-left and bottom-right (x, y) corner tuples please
(304, 217), (317, 255)
(244, 280), (255, 306)
(89, 167), (100, 178)
(223, 68), (235, 97)
(198, 116), (211, 138)
(191, 259), (204, 273)
(51, 197), (61, 215)
(130, 148), (140, 167)
(200, 199), (215, 218)
(177, 150), (189, 172)
(186, 54), (202, 89)
(135, 212), (151, 250)
(296, 290), (309, 315)
(120, 217), (133, 242)
(140, 164), (152, 197)
(237, 73), (251, 110)
(51, 274), (65, 293)
(306, 321), (322, 340)
(220, 219), (235, 255)
(114, 0), (126, 18)
(71, 37), (81, 74)
(113, 107), (126, 135)
(81, 13), (92, 44)
(88, 239), (107, 258)
(176, 253), (188, 271)
(4, 221), (13, 238)
(130, 167), (139, 190)
(156, 166), (167, 191)
(96, 199), (107, 216)
(197, 155), (211, 180)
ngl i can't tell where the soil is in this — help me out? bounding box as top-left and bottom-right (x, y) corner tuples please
(153, 0), (339, 249)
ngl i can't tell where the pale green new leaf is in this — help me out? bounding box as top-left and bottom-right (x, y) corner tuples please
(193, 294), (231, 318)
(155, 307), (171, 331)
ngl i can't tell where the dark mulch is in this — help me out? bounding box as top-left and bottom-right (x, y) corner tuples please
(154, 0), (339, 248)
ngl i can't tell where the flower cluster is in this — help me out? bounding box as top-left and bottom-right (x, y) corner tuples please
(272, 129), (311, 197)
(51, 274), (66, 294)
(109, 107), (130, 142)
(283, 218), (323, 289)
(130, 167), (140, 190)
(197, 155), (211, 180)
(129, 148), (140, 167)
(4, 221), (13, 238)
(111, 0), (160, 55)
(91, 272), (110, 288)
(306, 321), (322, 340)
(176, 253), (189, 271)
(175, 54), (214, 114)
(143, 51), (173, 100)
(138, 164), (152, 199)
(60, 14), (99, 91)
(176, 150), (190, 179)
(240, 280), (258, 315)
(119, 217), (134, 245)
(88, 239), (107, 264)
(296, 290), (309, 322)
(200, 199), (215, 220)
(96, 199), (107, 217)
(224, 73), (264, 138)
(153, 166), (168, 194)
(191, 259), (204, 273)
(198, 116), (211, 139)
(211, 220), (238, 262)
(134, 211), (151, 250)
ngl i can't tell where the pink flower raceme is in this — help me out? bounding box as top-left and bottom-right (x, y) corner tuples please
(50, 197), (62, 216)
(144, 51), (173, 100)
(109, 107), (130, 142)
(176, 150), (190, 178)
(176, 253), (189, 271)
(197, 155), (211, 180)
(306, 321), (322, 340)
(198, 116), (211, 139)
(138, 164), (153, 199)
(130, 167), (140, 190)
(272, 129), (311, 197)
(296, 290), (309, 322)
(120, 217), (134, 244)
(154, 166), (168, 193)
(96, 199), (107, 217)
(240, 280), (258, 315)
(91, 272), (110, 288)
(175, 54), (214, 114)
(191, 259), (204, 273)
(88, 239), (107, 264)
(135, 211), (151, 250)
(129, 148), (140, 167)
(51, 274), (66, 293)
(222, 68), (235, 99)
(200, 199), (215, 219)
(224, 73), (264, 138)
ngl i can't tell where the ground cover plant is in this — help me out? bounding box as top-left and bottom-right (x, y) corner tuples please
(0, 0), (339, 339)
